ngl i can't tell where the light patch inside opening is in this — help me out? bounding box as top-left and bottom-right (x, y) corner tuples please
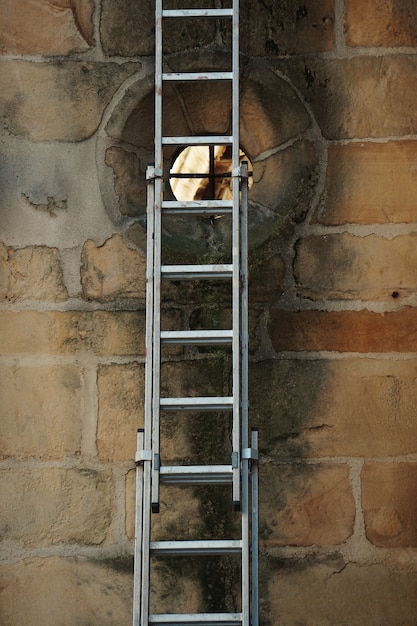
(170, 145), (253, 201)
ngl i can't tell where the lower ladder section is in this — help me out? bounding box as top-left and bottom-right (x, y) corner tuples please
(133, 430), (259, 626)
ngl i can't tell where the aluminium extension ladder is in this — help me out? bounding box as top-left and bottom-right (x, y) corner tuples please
(133, 2), (258, 625)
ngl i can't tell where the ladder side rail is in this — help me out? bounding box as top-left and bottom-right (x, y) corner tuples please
(251, 429), (260, 626)
(151, 0), (164, 514)
(151, 175), (163, 513)
(232, 0), (240, 173)
(231, 0), (241, 509)
(239, 161), (250, 626)
(137, 162), (157, 626)
(155, 0), (163, 172)
(133, 430), (144, 626)
(240, 161), (249, 454)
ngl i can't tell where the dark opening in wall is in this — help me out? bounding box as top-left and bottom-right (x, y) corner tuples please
(170, 145), (253, 201)
(98, 59), (321, 255)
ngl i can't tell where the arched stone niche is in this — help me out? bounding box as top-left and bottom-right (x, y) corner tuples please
(96, 55), (320, 260)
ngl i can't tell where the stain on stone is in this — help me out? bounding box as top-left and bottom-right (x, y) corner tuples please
(22, 193), (68, 217)
(296, 5), (308, 21)
(105, 146), (145, 217)
(304, 65), (316, 88)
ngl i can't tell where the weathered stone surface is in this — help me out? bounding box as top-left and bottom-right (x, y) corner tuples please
(260, 463), (354, 546)
(0, 365), (81, 460)
(241, 0), (335, 56)
(294, 233), (417, 300)
(54, 311), (145, 356)
(0, 242), (68, 302)
(362, 463), (417, 548)
(0, 134), (115, 250)
(249, 141), (318, 246)
(0, 0), (94, 56)
(160, 360), (232, 465)
(0, 557), (132, 626)
(279, 56), (417, 139)
(265, 558), (417, 626)
(0, 310), (145, 356)
(0, 60), (136, 141)
(249, 255), (286, 303)
(251, 359), (417, 458)
(268, 308), (417, 353)
(345, 0), (417, 48)
(101, 0), (334, 57)
(126, 470), (203, 541)
(161, 358), (227, 401)
(101, 0), (216, 57)
(318, 141), (417, 225)
(0, 468), (113, 547)
(241, 65), (312, 158)
(81, 234), (146, 301)
(105, 147), (146, 218)
(97, 363), (144, 463)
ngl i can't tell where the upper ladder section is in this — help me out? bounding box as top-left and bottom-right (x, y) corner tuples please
(152, 0), (243, 511)
(154, 2), (240, 176)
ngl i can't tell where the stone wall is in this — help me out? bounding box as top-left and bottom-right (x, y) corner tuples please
(1, 1), (417, 624)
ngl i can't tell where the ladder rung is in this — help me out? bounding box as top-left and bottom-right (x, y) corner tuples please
(161, 264), (233, 280)
(160, 397), (233, 411)
(161, 330), (233, 345)
(162, 200), (233, 216)
(163, 72), (233, 81)
(150, 540), (242, 556)
(160, 465), (233, 485)
(149, 613), (242, 626)
(162, 136), (233, 146)
(163, 9), (234, 18)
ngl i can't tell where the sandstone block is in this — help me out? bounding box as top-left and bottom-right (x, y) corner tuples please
(345, 0), (417, 48)
(0, 364), (81, 460)
(294, 233), (417, 300)
(0, 0), (94, 56)
(159, 360), (232, 465)
(0, 242), (68, 302)
(265, 558), (417, 626)
(0, 311), (145, 356)
(0, 311), (56, 355)
(362, 462), (417, 548)
(97, 363), (144, 463)
(105, 146), (146, 218)
(268, 308), (417, 353)
(249, 255), (286, 303)
(101, 0), (216, 57)
(55, 310), (145, 356)
(248, 141), (319, 247)
(161, 359), (227, 400)
(260, 463), (354, 546)
(81, 234), (146, 301)
(0, 557), (132, 626)
(241, 0), (335, 56)
(251, 359), (417, 458)
(126, 470), (206, 542)
(0, 60), (136, 142)
(0, 468), (113, 548)
(241, 65), (312, 158)
(278, 56), (417, 139)
(318, 141), (417, 225)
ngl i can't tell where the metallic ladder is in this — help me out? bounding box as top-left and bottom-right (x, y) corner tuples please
(133, 2), (258, 625)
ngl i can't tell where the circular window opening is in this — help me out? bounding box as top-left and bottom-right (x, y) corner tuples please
(170, 145), (253, 201)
